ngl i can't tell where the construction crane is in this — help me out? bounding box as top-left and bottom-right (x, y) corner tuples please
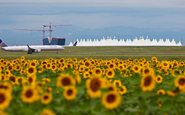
(16, 22), (71, 39)
(43, 22), (72, 38)
(15, 28), (50, 39)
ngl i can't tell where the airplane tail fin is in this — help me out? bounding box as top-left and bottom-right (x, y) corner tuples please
(27, 44), (35, 54)
(0, 39), (7, 47)
(73, 41), (78, 46)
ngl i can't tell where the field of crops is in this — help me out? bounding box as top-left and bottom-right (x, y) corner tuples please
(0, 46), (185, 115)
(1, 46), (185, 60)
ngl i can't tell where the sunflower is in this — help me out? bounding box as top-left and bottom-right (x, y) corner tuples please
(141, 67), (154, 76)
(29, 60), (37, 67)
(161, 61), (170, 70)
(63, 86), (77, 101)
(46, 87), (52, 93)
(113, 80), (122, 87)
(106, 83), (117, 92)
(79, 65), (86, 73)
(8, 75), (17, 84)
(56, 74), (75, 88)
(106, 69), (115, 79)
(84, 60), (91, 67)
(86, 76), (104, 98)
(157, 89), (165, 95)
(4, 70), (11, 77)
(151, 56), (158, 62)
(140, 74), (156, 92)
(27, 75), (37, 84)
(83, 71), (91, 79)
(108, 63), (116, 69)
(21, 86), (39, 103)
(155, 75), (163, 84)
(167, 90), (176, 97)
(26, 66), (36, 76)
(101, 91), (121, 110)
(15, 65), (21, 71)
(93, 68), (102, 77)
(132, 65), (141, 74)
(172, 61), (179, 68)
(0, 74), (6, 81)
(0, 90), (12, 110)
(119, 85), (127, 95)
(0, 82), (12, 93)
(175, 76), (185, 91)
(41, 92), (52, 104)
(51, 65), (57, 72)
(46, 63), (52, 70)
(40, 108), (55, 115)
(7, 64), (13, 71)
(171, 69), (182, 77)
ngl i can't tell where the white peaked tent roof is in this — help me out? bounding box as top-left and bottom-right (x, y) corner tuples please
(69, 36), (182, 46)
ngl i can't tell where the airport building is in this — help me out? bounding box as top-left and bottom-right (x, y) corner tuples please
(43, 38), (65, 45)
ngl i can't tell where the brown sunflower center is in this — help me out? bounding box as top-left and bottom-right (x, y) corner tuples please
(108, 71), (112, 76)
(85, 62), (90, 67)
(109, 64), (114, 68)
(134, 67), (138, 71)
(90, 78), (101, 92)
(9, 76), (16, 82)
(106, 94), (116, 103)
(108, 86), (114, 91)
(9, 66), (12, 70)
(28, 77), (33, 83)
(163, 63), (168, 66)
(157, 77), (161, 81)
(67, 89), (73, 96)
(44, 95), (49, 100)
(144, 76), (152, 87)
(95, 69), (101, 74)
(0, 93), (5, 104)
(28, 68), (34, 73)
(179, 78), (185, 86)
(52, 66), (55, 69)
(120, 88), (124, 92)
(61, 77), (71, 86)
(144, 69), (150, 74)
(25, 89), (33, 98)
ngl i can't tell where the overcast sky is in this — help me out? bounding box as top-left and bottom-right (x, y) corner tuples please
(0, 0), (185, 45)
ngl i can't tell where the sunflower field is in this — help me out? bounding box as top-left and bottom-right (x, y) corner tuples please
(0, 56), (185, 115)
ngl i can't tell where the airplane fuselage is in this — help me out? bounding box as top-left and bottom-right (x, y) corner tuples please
(2, 45), (64, 51)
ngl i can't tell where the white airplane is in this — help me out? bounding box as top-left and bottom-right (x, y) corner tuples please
(0, 39), (77, 54)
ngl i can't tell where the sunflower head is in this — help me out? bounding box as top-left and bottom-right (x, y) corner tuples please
(157, 89), (166, 95)
(102, 91), (121, 110)
(40, 108), (55, 115)
(63, 86), (77, 101)
(93, 68), (102, 77)
(26, 67), (36, 76)
(151, 57), (158, 62)
(86, 76), (104, 98)
(140, 74), (156, 92)
(21, 86), (39, 103)
(175, 76), (185, 92)
(155, 75), (163, 84)
(0, 89), (12, 110)
(106, 69), (115, 79)
(41, 92), (52, 104)
(119, 85), (127, 95)
(56, 74), (75, 88)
